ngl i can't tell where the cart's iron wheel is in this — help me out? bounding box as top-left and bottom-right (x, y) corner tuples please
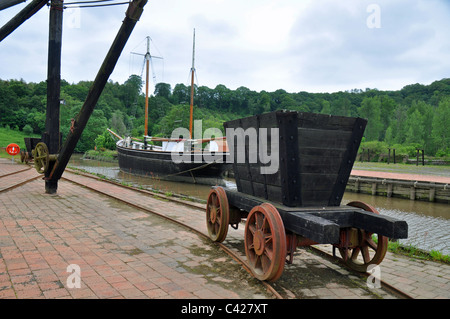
(244, 203), (287, 282)
(206, 187), (230, 242)
(33, 142), (50, 174)
(338, 201), (388, 272)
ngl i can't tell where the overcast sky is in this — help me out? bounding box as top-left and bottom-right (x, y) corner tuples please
(0, 0), (449, 94)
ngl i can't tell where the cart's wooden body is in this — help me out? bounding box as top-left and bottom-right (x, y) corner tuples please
(206, 111), (408, 281)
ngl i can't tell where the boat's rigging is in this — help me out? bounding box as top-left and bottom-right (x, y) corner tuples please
(129, 36), (163, 138)
(131, 37), (163, 87)
(189, 28), (196, 139)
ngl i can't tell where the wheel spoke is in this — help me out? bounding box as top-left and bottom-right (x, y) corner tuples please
(261, 254), (270, 273)
(264, 233), (273, 246)
(361, 246), (371, 264)
(351, 247), (360, 261)
(366, 237), (378, 251)
(255, 212), (264, 231)
(255, 254), (262, 269)
(248, 223), (257, 235)
(214, 221), (220, 233)
(263, 245), (273, 261)
(212, 193), (218, 207)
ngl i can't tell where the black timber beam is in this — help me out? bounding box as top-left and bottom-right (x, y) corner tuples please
(0, 0), (48, 42)
(352, 210), (408, 239)
(308, 209), (408, 239)
(223, 187), (408, 245)
(224, 188), (340, 244)
(0, 0), (27, 11)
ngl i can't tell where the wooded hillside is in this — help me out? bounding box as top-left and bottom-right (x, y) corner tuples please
(0, 76), (449, 158)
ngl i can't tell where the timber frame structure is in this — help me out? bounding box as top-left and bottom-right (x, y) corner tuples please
(1, 0), (148, 193)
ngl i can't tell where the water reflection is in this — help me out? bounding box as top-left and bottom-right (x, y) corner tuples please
(69, 155), (449, 255)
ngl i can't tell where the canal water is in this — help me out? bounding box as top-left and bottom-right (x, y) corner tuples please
(69, 155), (449, 255)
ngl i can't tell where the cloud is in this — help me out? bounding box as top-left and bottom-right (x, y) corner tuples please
(285, 0), (450, 92)
(1, 0), (449, 94)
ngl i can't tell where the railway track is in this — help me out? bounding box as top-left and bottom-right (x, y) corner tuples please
(0, 165), (413, 299)
(0, 166), (41, 193)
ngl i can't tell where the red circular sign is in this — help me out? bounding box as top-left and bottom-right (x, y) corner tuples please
(6, 143), (20, 156)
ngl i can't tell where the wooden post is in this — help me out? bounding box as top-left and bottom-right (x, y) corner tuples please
(371, 183), (377, 196)
(393, 148), (396, 164)
(44, 0), (63, 194)
(429, 183), (436, 202)
(410, 186), (416, 200)
(387, 184), (393, 198)
(387, 148), (390, 164)
(415, 148), (425, 166)
(48, 0), (148, 184)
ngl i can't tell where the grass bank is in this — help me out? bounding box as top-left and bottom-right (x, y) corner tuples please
(0, 127), (40, 150)
(83, 149), (118, 162)
(385, 239), (449, 264)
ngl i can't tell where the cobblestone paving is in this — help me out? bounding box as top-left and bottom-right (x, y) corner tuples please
(0, 159), (448, 299)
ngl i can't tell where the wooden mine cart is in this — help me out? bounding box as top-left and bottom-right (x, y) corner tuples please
(205, 110), (408, 282)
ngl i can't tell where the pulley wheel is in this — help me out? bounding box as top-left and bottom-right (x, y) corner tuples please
(338, 201), (389, 272)
(206, 187), (230, 242)
(33, 142), (50, 174)
(244, 203), (287, 282)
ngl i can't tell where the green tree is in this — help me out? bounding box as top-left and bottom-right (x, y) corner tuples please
(319, 99), (331, 114)
(77, 109), (108, 152)
(172, 83), (189, 104)
(23, 124), (33, 135)
(154, 82), (172, 100)
(405, 109), (425, 145)
(109, 111), (127, 137)
(379, 95), (396, 140)
(359, 97), (382, 141)
(431, 97), (450, 155)
(95, 130), (117, 150)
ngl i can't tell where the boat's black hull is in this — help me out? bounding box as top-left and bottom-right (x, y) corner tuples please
(117, 144), (230, 185)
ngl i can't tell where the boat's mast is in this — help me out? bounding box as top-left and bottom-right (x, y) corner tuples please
(144, 36), (150, 138)
(189, 28), (195, 139)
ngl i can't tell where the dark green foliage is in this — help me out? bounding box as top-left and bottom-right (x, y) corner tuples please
(0, 76), (449, 156)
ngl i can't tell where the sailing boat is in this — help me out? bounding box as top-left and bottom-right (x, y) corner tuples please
(114, 31), (230, 185)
